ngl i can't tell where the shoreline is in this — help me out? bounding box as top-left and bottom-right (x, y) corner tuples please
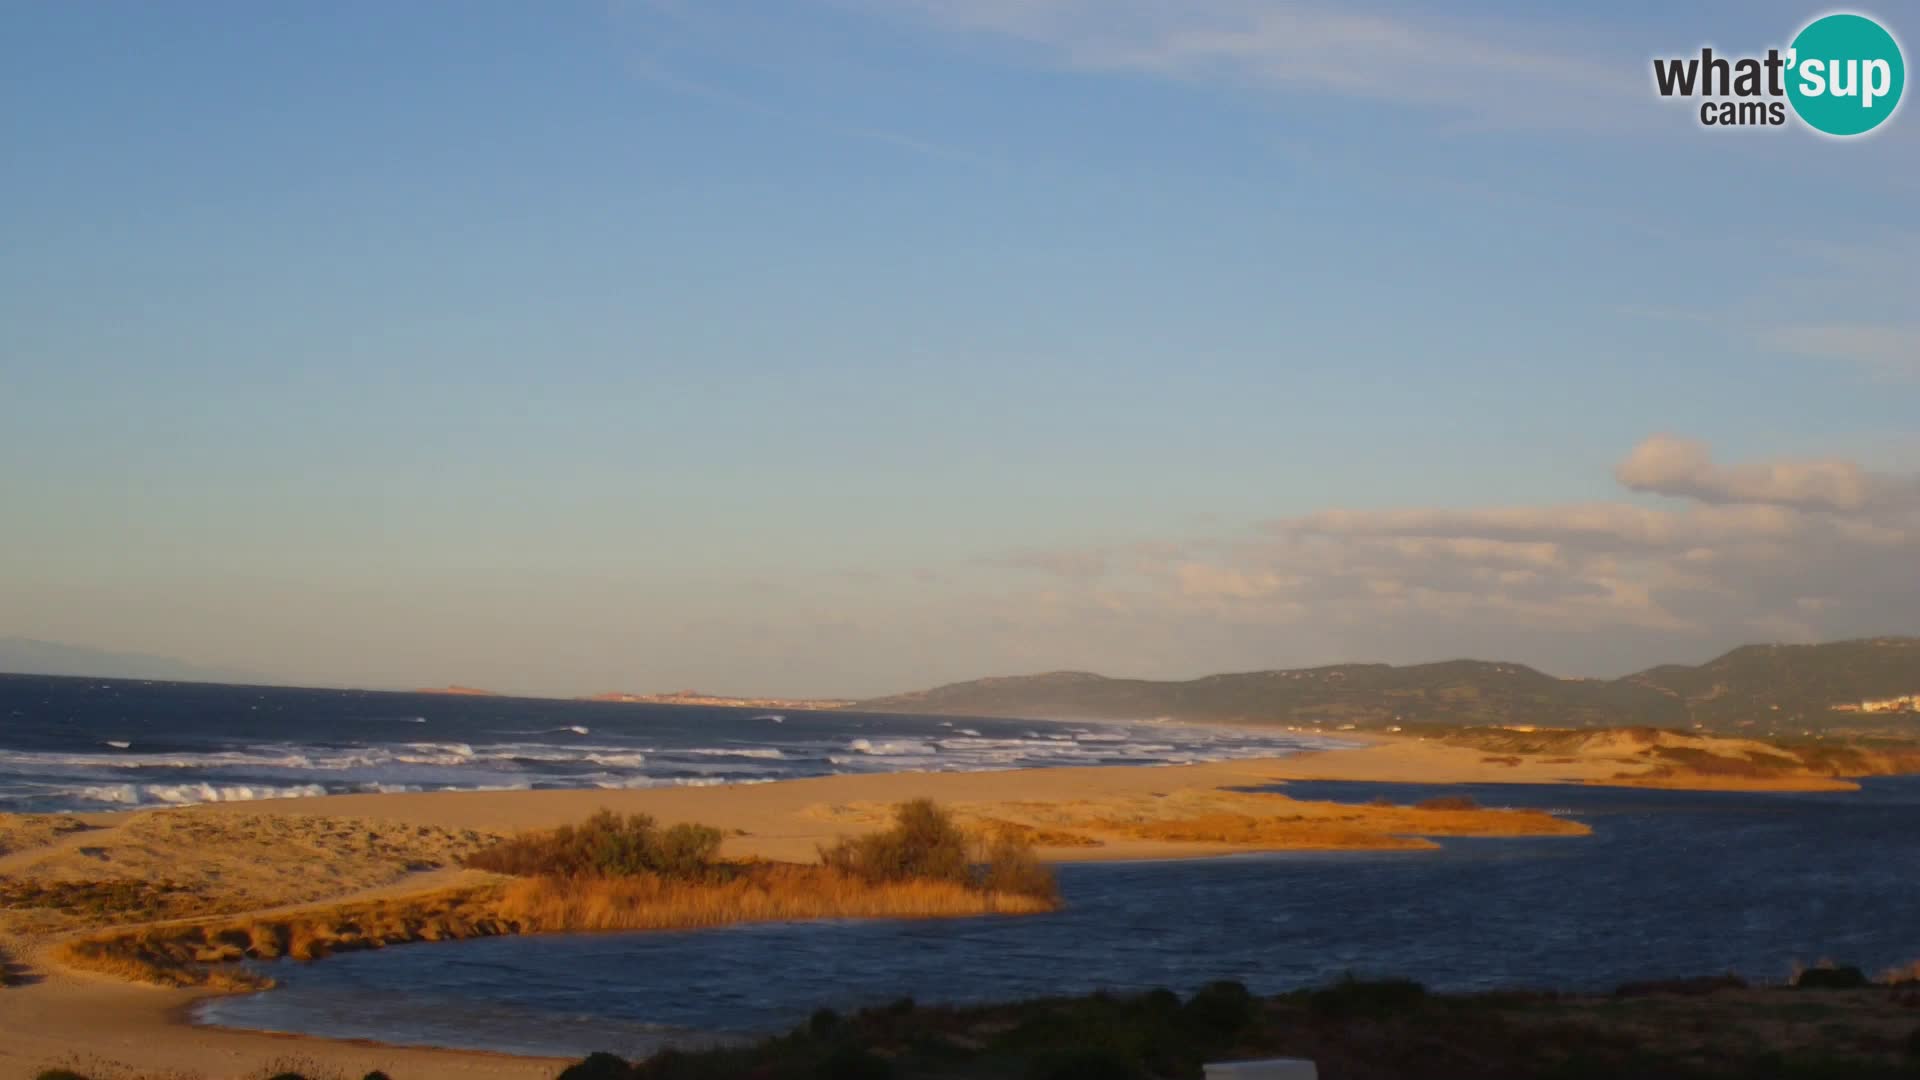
(0, 730), (1894, 1079)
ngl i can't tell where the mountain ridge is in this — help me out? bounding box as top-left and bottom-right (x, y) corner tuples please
(856, 637), (1920, 736)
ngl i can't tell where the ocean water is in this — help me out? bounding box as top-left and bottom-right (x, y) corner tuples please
(198, 778), (1920, 1060)
(0, 673), (1339, 813)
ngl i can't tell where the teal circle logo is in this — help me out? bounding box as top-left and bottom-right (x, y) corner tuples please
(1787, 13), (1904, 136)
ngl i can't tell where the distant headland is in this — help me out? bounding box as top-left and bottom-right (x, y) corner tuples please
(582, 689), (856, 710)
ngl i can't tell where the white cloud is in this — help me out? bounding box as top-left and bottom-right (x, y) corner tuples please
(974, 434), (1920, 675)
(1614, 433), (1899, 512)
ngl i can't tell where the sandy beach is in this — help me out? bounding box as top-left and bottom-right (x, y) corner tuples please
(0, 728), (1890, 1080)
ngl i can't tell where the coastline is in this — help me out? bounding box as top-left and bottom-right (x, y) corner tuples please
(0, 730), (1885, 1079)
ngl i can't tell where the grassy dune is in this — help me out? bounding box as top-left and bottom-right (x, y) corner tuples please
(1433, 725), (1920, 790)
(52, 803), (1060, 990)
(806, 788), (1590, 855)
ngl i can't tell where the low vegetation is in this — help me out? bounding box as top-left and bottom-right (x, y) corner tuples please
(1087, 793), (1584, 850)
(54, 803), (1059, 989)
(818, 798), (1059, 902)
(25, 964), (1920, 1078)
(0, 814), (94, 857)
(0, 878), (207, 921)
(465, 811), (727, 881)
(544, 969), (1920, 1080)
(0, 940), (25, 986)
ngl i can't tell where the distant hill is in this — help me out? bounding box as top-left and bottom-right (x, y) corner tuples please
(855, 638), (1920, 736)
(0, 637), (256, 685)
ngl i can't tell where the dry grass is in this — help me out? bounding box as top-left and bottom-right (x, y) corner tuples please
(56, 865), (1058, 988)
(0, 811), (499, 942)
(969, 818), (1104, 848)
(1083, 790), (1585, 850)
(54, 804), (1061, 989)
(496, 864), (1054, 931)
(55, 885), (509, 988)
(0, 813), (95, 857)
(0, 878), (206, 921)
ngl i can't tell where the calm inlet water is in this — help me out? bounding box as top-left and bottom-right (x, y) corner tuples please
(199, 778), (1920, 1060)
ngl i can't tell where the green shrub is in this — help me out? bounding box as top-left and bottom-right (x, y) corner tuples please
(631, 1049), (703, 1080)
(1794, 966), (1869, 990)
(1029, 1048), (1150, 1080)
(1309, 975), (1428, 1020)
(814, 1045), (894, 1080)
(35, 1071), (91, 1080)
(1181, 980), (1258, 1036)
(652, 823), (725, 878)
(1139, 987), (1182, 1015)
(821, 799), (971, 886)
(981, 833), (1061, 902)
(820, 799), (1059, 900)
(363, 1073), (393, 1080)
(808, 1006), (842, 1037)
(466, 811), (726, 881)
(558, 1051), (635, 1080)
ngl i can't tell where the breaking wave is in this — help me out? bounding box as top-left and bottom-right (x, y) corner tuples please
(0, 686), (1348, 813)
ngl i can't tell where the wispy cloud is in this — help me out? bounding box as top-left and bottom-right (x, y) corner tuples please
(859, 0), (1653, 130)
(1762, 323), (1920, 379)
(606, 0), (1000, 168)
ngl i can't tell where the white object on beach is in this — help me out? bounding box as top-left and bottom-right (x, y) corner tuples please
(1204, 1059), (1318, 1080)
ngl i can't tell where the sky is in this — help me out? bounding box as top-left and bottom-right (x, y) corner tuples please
(2, 1), (1916, 698)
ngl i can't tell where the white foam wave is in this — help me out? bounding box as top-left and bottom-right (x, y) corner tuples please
(580, 752), (649, 767)
(105, 740), (132, 749)
(587, 774), (776, 790)
(0, 749), (320, 771)
(77, 782), (331, 806)
(679, 747), (786, 760)
(847, 738), (936, 756)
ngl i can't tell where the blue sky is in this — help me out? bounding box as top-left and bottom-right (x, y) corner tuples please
(3, 1), (1916, 696)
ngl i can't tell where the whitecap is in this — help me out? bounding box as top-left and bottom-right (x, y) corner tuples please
(74, 782), (330, 806)
(846, 738), (936, 756)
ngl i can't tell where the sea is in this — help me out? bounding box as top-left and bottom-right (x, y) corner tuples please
(0, 673), (1338, 814)
(4, 674), (1916, 1061)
